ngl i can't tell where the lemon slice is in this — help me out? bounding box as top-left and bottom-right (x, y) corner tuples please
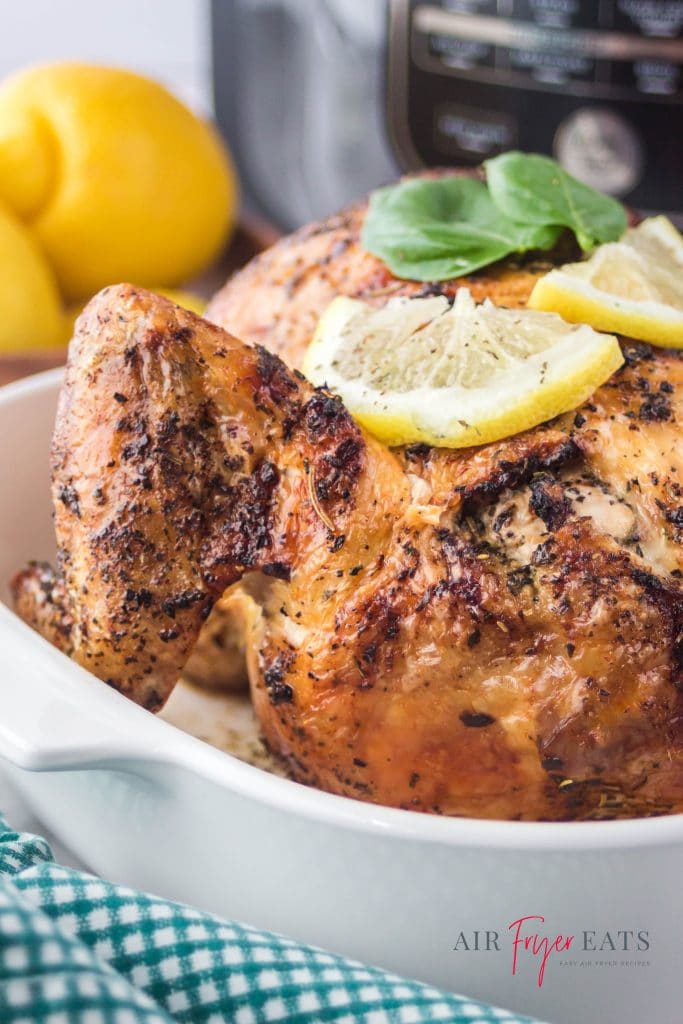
(528, 216), (683, 348)
(302, 289), (623, 448)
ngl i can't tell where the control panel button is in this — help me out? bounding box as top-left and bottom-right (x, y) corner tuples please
(435, 101), (516, 157)
(611, 56), (682, 94)
(504, 45), (596, 84)
(442, 0), (498, 14)
(554, 107), (643, 195)
(633, 57), (681, 92)
(428, 32), (494, 68)
(613, 0), (683, 37)
(510, 0), (600, 29)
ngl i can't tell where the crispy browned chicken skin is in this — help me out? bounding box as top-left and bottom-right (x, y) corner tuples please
(12, 279), (683, 821)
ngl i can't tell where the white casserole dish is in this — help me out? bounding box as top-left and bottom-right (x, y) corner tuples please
(0, 370), (681, 1024)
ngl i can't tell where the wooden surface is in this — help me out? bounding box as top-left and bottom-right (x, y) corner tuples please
(0, 215), (278, 388)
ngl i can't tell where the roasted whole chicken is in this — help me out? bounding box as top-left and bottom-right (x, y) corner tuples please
(12, 181), (683, 821)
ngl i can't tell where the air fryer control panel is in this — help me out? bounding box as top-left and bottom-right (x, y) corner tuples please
(387, 0), (683, 211)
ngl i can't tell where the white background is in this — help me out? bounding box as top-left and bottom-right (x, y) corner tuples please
(0, 0), (212, 114)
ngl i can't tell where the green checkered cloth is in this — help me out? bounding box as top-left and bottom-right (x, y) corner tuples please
(0, 813), (543, 1024)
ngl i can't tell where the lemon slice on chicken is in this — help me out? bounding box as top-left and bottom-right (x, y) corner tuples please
(528, 216), (683, 348)
(302, 289), (623, 448)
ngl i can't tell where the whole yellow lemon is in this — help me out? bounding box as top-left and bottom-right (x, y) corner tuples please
(0, 202), (64, 351)
(0, 63), (237, 301)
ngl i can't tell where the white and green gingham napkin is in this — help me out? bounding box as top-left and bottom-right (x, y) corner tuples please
(0, 813), (544, 1024)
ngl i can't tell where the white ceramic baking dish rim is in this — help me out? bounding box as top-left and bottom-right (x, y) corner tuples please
(2, 368), (683, 855)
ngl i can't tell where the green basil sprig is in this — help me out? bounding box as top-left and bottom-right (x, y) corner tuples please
(484, 151), (627, 253)
(360, 176), (562, 282)
(361, 152), (627, 283)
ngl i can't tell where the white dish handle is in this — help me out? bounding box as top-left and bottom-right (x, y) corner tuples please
(0, 603), (173, 772)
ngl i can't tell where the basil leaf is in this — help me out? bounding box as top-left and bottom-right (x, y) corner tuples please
(485, 151), (627, 252)
(361, 177), (562, 282)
